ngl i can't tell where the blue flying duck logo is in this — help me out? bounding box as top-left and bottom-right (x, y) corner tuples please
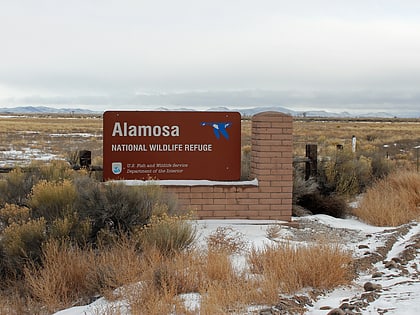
(201, 122), (232, 140)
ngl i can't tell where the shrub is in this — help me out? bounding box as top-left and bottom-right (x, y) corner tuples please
(293, 166), (318, 204)
(0, 168), (36, 207)
(0, 162), (81, 209)
(206, 226), (248, 254)
(139, 213), (196, 255)
(29, 179), (77, 222)
(36, 160), (78, 182)
(320, 149), (372, 196)
(0, 218), (47, 278)
(370, 152), (394, 179)
(49, 212), (91, 246)
(353, 171), (420, 226)
(0, 204), (31, 228)
(74, 177), (178, 240)
(297, 192), (349, 218)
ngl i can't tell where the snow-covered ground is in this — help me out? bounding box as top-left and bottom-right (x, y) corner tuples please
(54, 215), (419, 315)
(0, 148), (61, 166)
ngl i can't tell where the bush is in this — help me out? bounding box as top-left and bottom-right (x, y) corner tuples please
(139, 213), (196, 255)
(0, 218), (47, 278)
(370, 152), (394, 179)
(29, 180), (77, 222)
(0, 162), (80, 209)
(206, 226), (247, 254)
(320, 149), (372, 196)
(293, 166), (318, 204)
(353, 171), (420, 226)
(49, 212), (91, 246)
(0, 168), (36, 207)
(35, 160), (79, 182)
(297, 192), (349, 218)
(74, 177), (178, 240)
(0, 204), (31, 228)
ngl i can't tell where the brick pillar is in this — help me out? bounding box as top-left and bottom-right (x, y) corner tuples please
(250, 112), (293, 220)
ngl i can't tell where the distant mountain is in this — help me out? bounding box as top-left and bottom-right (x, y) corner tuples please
(0, 106), (98, 114)
(0, 105), (417, 118)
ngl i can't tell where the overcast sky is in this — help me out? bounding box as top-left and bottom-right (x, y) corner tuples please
(1, 0), (420, 114)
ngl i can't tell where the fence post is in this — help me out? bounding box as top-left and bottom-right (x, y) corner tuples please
(305, 144), (317, 180)
(79, 150), (92, 168)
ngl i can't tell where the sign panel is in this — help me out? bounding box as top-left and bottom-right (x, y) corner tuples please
(103, 111), (241, 181)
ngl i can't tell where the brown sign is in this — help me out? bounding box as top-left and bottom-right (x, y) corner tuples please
(103, 111), (241, 181)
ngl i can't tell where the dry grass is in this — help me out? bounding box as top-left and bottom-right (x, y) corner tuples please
(0, 115), (103, 166)
(265, 223), (282, 240)
(353, 171), (420, 226)
(293, 118), (420, 151)
(24, 241), (96, 313)
(1, 114), (419, 172)
(3, 232), (355, 315)
(24, 236), (145, 314)
(128, 236), (354, 314)
(248, 241), (354, 294)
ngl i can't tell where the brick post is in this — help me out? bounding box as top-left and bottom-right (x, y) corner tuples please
(250, 112), (293, 220)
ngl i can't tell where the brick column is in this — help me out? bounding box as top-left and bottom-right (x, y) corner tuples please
(250, 112), (293, 220)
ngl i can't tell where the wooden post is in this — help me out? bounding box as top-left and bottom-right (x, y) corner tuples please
(79, 150), (92, 168)
(305, 144), (317, 180)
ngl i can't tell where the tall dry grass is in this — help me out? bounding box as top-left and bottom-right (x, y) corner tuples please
(353, 171), (420, 226)
(24, 241), (96, 313)
(248, 241), (354, 294)
(4, 225), (356, 315)
(24, 237), (146, 314)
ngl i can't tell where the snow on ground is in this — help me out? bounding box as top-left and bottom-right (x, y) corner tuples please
(50, 133), (100, 138)
(306, 218), (420, 315)
(0, 148), (62, 166)
(53, 215), (419, 315)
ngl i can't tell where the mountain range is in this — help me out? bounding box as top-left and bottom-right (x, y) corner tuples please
(0, 105), (418, 118)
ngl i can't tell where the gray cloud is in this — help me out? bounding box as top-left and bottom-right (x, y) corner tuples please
(1, 0), (420, 114)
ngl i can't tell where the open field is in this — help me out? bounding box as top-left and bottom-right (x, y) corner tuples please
(1, 114), (419, 171)
(0, 114), (103, 166)
(293, 117), (420, 167)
